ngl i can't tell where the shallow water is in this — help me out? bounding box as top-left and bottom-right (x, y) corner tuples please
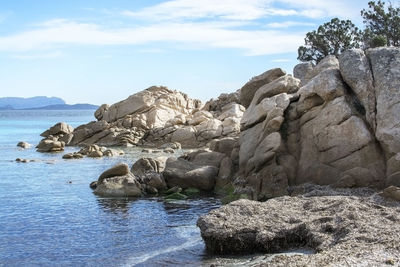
(0, 110), (222, 266)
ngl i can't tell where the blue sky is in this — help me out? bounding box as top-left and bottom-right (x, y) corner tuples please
(0, 0), (370, 105)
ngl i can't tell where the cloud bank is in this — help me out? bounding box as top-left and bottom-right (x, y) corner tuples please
(0, 0), (364, 57)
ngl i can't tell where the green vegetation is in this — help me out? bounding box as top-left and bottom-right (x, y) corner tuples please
(297, 18), (362, 63)
(183, 187), (201, 196)
(164, 192), (188, 200)
(217, 184), (250, 205)
(298, 1), (400, 63)
(361, 1), (400, 47)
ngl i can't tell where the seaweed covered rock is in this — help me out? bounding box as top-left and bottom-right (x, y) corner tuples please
(198, 187), (400, 265)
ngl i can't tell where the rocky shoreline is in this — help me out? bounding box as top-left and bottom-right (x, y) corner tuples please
(198, 185), (400, 266)
(28, 47), (400, 265)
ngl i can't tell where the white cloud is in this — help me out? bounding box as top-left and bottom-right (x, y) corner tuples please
(120, 0), (365, 21)
(121, 0), (271, 21)
(0, 0), (366, 58)
(279, 0), (363, 20)
(266, 21), (315, 28)
(0, 19), (305, 56)
(12, 51), (63, 60)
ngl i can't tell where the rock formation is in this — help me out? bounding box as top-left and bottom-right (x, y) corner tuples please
(17, 141), (31, 149)
(39, 86), (244, 149)
(197, 186), (400, 265)
(92, 163), (143, 197)
(62, 144), (124, 159)
(232, 48), (400, 201)
(35, 47), (400, 199)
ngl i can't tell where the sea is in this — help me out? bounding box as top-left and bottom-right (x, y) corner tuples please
(0, 110), (225, 267)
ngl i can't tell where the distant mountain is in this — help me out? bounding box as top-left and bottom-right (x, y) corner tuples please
(0, 97), (98, 110)
(0, 96), (65, 109)
(26, 103), (99, 110)
(0, 105), (13, 110)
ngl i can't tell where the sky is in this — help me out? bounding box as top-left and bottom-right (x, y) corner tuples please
(0, 0), (370, 105)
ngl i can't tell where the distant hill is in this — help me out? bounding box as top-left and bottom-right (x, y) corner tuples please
(0, 97), (98, 110)
(26, 104), (99, 110)
(0, 96), (65, 109)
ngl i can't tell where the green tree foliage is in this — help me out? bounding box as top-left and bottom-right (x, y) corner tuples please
(361, 1), (400, 47)
(297, 18), (362, 63)
(371, 34), (388, 47)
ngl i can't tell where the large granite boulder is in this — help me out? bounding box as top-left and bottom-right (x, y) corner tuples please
(93, 173), (142, 197)
(131, 157), (168, 191)
(240, 68), (286, 108)
(197, 187), (400, 265)
(36, 138), (65, 152)
(235, 49), (399, 200)
(92, 163), (142, 197)
(163, 157), (218, 191)
(367, 48), (400, 157)
(97, 86), (201, 125)
(339, 49), (376, 131)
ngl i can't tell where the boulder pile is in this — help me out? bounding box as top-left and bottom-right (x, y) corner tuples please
(234, 47), (400, 200)
(37, 47), (400, 200)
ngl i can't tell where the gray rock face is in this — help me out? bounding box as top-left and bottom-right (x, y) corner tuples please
(94, 104), (109, 121)
(163, 157), (218, 191)
(56, 84), (245, 148)
(235, 49), (400, 200)
(240, 68), (286, 108)
(339, 49), (376, 131)
(198, 187), (400, 265)
(131, 157), (166, 177)
(98, 163), (130, 183)
(92, 163), (142, 197)
(94, 173), (142, 197)
(99, 86), (201, 124)
(367, 48), (400, 157)
(293, 62), (313, 85)
(48, 122), (74, 136)
(130, 157), (168, 191)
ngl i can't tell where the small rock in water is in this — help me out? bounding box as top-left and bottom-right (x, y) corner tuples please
(88, 150), (103, 158)
(141, 149), (152, 153)
(16, 158), (30, 163)
(17, 141), (31, 149)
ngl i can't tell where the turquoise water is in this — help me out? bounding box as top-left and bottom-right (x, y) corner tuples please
(0, 110), (221, 266)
